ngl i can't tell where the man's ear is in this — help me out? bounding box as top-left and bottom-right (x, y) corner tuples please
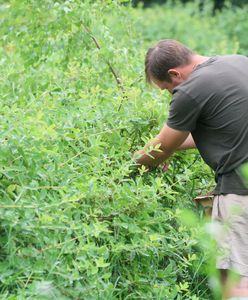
(168, 69), (181, 79)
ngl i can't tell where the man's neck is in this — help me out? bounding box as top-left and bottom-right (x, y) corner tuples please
(179, 54), (210, 80)
(192, 54), (210, 68)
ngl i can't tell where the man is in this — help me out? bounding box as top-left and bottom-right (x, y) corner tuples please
(134, 39), (248, 298)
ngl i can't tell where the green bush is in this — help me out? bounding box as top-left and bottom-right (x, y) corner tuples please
(0, 0), (246, 299)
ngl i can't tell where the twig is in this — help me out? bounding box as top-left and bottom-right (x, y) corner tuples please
(0, 204), (37, 209)
(96, 213), (118, 221)
(24, 271), (33, 288)
(82, 23), (127, 111)
(39, 237), (79, 253)
(59, 149), (85, 167)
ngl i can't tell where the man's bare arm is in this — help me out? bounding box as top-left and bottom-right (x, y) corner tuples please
(134, 124), (190, 167)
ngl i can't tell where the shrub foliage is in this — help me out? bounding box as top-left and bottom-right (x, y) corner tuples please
(0, 0), (247, 299)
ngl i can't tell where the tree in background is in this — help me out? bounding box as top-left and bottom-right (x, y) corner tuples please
(132, 0), (247, 15)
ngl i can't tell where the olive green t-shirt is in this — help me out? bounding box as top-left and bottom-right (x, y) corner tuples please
(167, 55), (248, 195)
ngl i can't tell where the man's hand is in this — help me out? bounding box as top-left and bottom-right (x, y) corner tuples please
(133, 124), (190, 168)
(160, 162), (170, 172)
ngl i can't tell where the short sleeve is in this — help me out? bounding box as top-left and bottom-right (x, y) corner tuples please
(167, 90), (202, 132)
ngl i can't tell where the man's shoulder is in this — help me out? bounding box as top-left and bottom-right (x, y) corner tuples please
(173, 54), (248, 100)
(172, 69), (215, 102)
(211, 54), (248, 68)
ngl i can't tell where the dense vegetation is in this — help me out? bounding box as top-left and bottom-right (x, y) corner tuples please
(0, 0), (247, 299)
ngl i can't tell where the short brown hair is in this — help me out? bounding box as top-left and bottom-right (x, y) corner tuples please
(145, 40), (194, 83)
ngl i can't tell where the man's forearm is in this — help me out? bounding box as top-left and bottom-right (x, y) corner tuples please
(135, 134), (196, 167)
(133, 124), (190, 168)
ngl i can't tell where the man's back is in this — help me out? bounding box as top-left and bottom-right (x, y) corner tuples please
(167, 55), (248, 194)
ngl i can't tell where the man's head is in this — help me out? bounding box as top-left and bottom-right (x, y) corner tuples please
(145, 39), (194, 92)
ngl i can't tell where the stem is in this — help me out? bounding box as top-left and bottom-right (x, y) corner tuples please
(82, 23), (127, 111)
